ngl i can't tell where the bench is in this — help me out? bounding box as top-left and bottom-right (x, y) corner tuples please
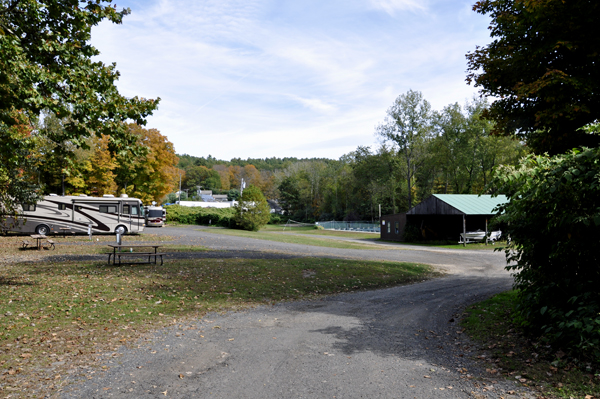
(108, 252), (166, 266)
(43, 239), (55, 250)
(22, 240), (30, 248)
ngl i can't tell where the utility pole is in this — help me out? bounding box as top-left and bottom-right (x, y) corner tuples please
(178, 172), (182, 203)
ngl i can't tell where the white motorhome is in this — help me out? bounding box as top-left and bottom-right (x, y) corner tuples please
(144, 205), (166, 227)
(2, 194), (145, 235)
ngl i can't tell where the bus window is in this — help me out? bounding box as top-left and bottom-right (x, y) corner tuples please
(123, 205), (130, 214)
(99, 205), (117, 213)
(22, 204), (36, 211)
(131, 206), (139, 215)
(58, 204), (66, 210)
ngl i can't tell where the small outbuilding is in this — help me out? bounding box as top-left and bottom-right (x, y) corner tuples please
(380, 194), (507, 242)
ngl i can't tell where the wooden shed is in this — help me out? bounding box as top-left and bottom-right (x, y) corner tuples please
(380, 213), (407, 241)
(380, 194), (507, 242)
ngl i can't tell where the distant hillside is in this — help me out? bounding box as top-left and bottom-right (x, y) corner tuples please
(177, 154), (335, 171)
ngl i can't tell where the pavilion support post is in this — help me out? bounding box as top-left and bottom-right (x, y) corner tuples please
(485, 218), (488, 245)
(462, 214), (466, 247)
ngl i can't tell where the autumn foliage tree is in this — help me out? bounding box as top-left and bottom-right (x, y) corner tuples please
(114, 124), (179, 204)
(466, 0), (600, 154)
(0, 0), (158, 214)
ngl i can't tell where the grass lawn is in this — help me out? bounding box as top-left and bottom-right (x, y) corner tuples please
(462, 291), (600, 398)
(0, 257), (437, 397)
(201, 227), (383, 250)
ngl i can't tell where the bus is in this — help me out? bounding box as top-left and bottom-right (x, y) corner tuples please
(1, 194), (145, 235)
(144, 205), (166, 227)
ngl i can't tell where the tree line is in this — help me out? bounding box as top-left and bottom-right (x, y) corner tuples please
(176, 95), (526, 222)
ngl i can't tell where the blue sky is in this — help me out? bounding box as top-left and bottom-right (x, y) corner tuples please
(91, 0), (492, 160)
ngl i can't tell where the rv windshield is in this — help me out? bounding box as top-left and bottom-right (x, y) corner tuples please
(148, 209), (163, 218)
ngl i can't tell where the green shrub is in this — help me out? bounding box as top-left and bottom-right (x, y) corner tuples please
(268, 213), (283, 225)
(234, 185), (271, 231)
(491, 147), (600, 361)
(164, 205), (235, 227)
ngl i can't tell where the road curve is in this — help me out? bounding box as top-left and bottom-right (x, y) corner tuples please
(61, 226), (533, 399)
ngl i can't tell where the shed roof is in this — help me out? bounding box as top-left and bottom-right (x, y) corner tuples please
(431, 194), (507, 215)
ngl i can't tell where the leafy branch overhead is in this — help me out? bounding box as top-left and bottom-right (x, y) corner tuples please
(0, 0), (159, 212)
(466, 0), (600, 154)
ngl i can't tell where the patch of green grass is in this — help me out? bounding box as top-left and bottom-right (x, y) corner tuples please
(385, 240), (506, 250)
(286, 230), (378, 240)
(162, 245), (209, 252)
(462, 291), (600, 398)
(0, 257), (437, 396)
(201, 228), (381, 250)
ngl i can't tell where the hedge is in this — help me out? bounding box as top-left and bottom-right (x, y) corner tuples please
(164, 205), (235, 227)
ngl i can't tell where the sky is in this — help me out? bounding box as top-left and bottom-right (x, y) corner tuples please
(90, 0), (493, 161)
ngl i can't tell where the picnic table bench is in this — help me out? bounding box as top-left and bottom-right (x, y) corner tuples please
(56, 227), (73, 238)
(107, 244), (164, 266)
(21, 236), (55, 250)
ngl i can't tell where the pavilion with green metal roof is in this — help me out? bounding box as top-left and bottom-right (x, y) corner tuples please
(407, 194), (507, 216)
(380, 194), (508, 242)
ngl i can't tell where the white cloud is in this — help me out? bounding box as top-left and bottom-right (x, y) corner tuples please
(369, 0), (427, 15)
(89, 0), (491, 160)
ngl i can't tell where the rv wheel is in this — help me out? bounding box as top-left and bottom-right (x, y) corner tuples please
(115, 225), (128, 235)
(36, 224), (50, 235)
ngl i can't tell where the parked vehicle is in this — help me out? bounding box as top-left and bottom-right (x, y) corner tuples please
(459, 229), (501, 244)
(144, 205), (166, 227)
(1, 194), (145, 235)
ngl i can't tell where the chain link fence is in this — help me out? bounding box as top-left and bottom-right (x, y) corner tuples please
(316, 221), (380, 233)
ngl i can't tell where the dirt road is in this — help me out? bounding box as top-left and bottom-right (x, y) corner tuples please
(61, 226), (533, 398)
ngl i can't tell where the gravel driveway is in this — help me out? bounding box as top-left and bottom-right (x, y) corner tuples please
(60, 226), (534, 399)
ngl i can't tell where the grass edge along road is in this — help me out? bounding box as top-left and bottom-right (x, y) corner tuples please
(199, 227), (383, 250)
(0, 257), (438, 398)
(462, 291), (600, 399)
(189, 224), (503, 251)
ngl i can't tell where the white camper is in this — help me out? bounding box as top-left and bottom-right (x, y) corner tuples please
(2, 194), (145, 235)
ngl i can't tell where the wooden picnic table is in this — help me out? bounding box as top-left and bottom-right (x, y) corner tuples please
(58, 227), (72, 237)
(30, 234), (47, 250)
(107, 244), (164, 266)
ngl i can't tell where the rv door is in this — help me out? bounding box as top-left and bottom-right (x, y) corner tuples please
(122, 202), (141, 232)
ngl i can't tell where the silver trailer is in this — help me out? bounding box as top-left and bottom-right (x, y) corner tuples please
(2, 194), (145, 235)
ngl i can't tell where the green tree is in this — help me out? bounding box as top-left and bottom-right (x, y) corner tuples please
(466, 0), (600, 154)
(428, 98), (526, 195)
(491, 146), (600, 360)
(234, 185), (270, 231)
(377, 90), (434, 209)
(278, 176), (301, 217)
(0, 0), (159, 214)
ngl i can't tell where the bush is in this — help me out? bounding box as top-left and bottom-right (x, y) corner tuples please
(491, 147), (600, 361)
(234, 185), (271, 231)
(164, 205), (235, 227)
(268, 213), (283, 225)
